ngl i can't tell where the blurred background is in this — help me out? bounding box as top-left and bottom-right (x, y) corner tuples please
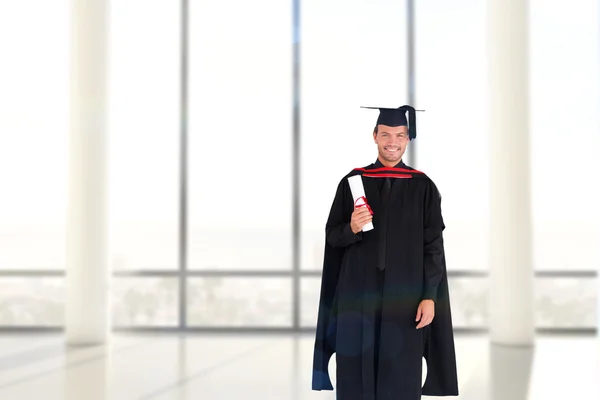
(0, 0), (598, 399)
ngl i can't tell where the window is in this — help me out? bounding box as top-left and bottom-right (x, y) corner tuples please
(108, 0), (180, 272)
(187, 278), (292, 327)
(187, 0), (293, 273)
(529, 0), (600, 272)
(0, 1), (70, 272)
(1, 0), (596, 332)
(0, 278), (64, 326)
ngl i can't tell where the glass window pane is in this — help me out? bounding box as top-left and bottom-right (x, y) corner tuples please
(107, 0), (180, 270)
(188, 0), (292, 270)
(445, 277), (489, 328)
(535, 277), (597, 329)
(0, 1), (69, 270)
(415, 0), (489, 271)
(112, 278), (178, 327)
(300, 277), (320, 328)
(300, 0), (408, 270)
(529, 0), (600, 271)
(187, 278), (292, 327)
(0, 278), (64, 326)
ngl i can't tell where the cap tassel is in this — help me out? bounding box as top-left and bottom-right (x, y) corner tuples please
(394, 105), (416, 140)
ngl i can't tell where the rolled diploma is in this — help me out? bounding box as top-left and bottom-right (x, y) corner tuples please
(347, 175), (374, 232)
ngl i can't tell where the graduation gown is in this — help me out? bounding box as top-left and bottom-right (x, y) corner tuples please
(311, 160), (459, 399)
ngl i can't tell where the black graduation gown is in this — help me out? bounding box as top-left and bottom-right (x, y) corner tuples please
(311, 161), (459, 399)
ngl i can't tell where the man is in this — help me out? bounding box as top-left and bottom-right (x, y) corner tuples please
(311, 105), (458, 399)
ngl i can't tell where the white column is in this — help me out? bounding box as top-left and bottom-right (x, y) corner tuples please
(66, 0), (110, 345)
(487, 0), (534, 345)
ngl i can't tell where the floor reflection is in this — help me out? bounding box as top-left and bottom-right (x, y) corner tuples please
(0, 334), (595, 399)
(458, 342), (533, 400)
(64, 346), (109, 400)
(490, 343), (533, 400)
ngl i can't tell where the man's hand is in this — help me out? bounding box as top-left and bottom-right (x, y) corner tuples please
(350, 206), (373, 234)
(415, 299), (435, 329)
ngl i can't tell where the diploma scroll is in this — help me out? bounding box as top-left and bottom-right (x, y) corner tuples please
(347, 175), (374, 232)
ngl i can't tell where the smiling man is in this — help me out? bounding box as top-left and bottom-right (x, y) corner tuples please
(312, 106), (459, 399)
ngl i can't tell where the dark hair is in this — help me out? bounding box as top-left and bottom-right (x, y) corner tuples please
(373, 125), (378, 134)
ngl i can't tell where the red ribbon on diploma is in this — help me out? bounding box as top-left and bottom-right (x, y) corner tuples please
(354, 196), (373, 215)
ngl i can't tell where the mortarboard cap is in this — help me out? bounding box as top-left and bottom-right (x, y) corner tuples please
(361, 105), (423, 140)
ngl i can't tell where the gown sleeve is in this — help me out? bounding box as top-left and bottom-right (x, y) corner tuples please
(422, 180), (445, 303)
(312, 176), (356, 390)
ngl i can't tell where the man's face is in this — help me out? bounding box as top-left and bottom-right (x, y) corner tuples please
(373, 124), (409, 165)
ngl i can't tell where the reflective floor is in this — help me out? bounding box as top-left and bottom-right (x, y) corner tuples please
(0, 333), (597, 399)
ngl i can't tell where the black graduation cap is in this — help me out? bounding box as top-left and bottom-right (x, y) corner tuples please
(361, 105), (423, 140)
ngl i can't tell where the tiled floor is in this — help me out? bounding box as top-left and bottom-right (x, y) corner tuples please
(0, 333), (597, 399)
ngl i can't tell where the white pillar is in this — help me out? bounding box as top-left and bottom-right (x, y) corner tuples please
(66, 0), (110, 345)
(487, 0), (534, 345)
